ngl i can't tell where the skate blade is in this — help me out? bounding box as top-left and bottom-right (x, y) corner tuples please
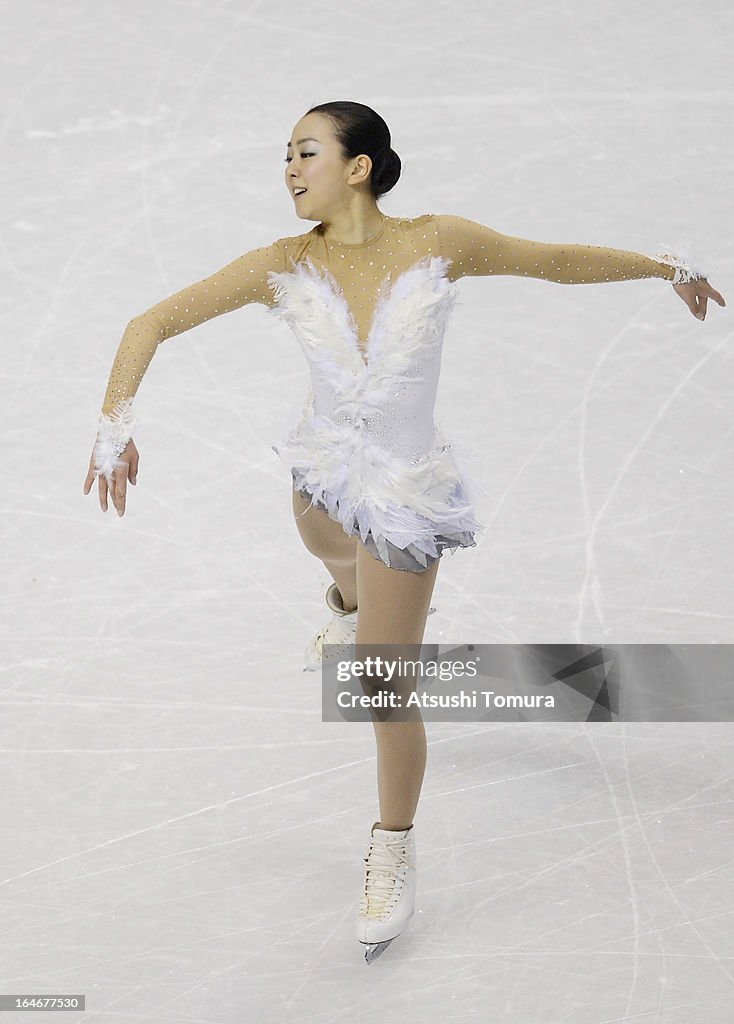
(362, 938), (394, 963)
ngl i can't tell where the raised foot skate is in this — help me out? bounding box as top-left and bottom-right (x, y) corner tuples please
(305, 583), (437, 673)
(303, 583), (358, 672)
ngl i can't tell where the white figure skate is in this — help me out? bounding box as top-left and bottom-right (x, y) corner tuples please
(356, 821), (417, 963)
(303, 582), (358, 672)
(304, 582), (437, 673)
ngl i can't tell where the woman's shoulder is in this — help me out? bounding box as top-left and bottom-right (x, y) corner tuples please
(256, 225), (320, 276)
(390, 212), (439, 231)
(388, 213), (443, 250)
(271, 224), (321, 254)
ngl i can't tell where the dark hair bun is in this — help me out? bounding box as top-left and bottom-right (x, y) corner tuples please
(372, 146), (401, 199)
(305, 102), (403, 200)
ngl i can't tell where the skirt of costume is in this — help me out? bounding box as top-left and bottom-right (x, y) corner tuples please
(279, 422), (487, 575)
(291, 470), (478, 574)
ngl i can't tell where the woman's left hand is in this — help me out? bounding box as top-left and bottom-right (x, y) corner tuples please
(674, 278), (726, 320)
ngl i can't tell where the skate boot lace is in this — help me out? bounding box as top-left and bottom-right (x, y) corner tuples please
(359, 835), (413, 920)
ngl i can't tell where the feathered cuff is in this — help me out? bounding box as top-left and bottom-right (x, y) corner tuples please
(649, 237), (709, 285)
(94, 397), (138, 485)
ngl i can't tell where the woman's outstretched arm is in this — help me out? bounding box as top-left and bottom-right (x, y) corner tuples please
(435, 214), (725, 317)
(99, 239), (286, 416)
(85, 238), (285, 515)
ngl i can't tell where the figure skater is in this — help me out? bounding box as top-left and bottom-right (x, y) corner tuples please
(82, 100), (726, 963)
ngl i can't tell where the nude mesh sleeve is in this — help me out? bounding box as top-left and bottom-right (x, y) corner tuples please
(99, 239), (286, 417)
(91, 239), (285, 485)
(435, 214), (683, 285)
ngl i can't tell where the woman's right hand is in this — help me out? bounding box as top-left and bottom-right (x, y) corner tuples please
(83, 438), (139, 517)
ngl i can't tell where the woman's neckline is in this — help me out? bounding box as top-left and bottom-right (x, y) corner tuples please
(318, 213), (388, 249)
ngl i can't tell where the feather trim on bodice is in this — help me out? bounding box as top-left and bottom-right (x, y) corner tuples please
(267, 254), (457, 380)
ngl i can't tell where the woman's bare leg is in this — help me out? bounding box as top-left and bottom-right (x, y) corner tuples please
(354, 545), (440, 831)
(292, 486), (359, 611)
(290, 482), (440, 828)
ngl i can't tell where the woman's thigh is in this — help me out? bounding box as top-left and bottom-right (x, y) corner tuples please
(291, 486), (359, 563)
(355, 542), (440, 647)
(354, 545), (440, 709)
(292, 480), (440, 645)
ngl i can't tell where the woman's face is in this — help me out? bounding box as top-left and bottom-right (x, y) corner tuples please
(284, 112), (371, 221)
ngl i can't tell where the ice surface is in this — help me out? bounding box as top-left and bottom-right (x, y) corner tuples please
(2, 1), (733, 1020)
